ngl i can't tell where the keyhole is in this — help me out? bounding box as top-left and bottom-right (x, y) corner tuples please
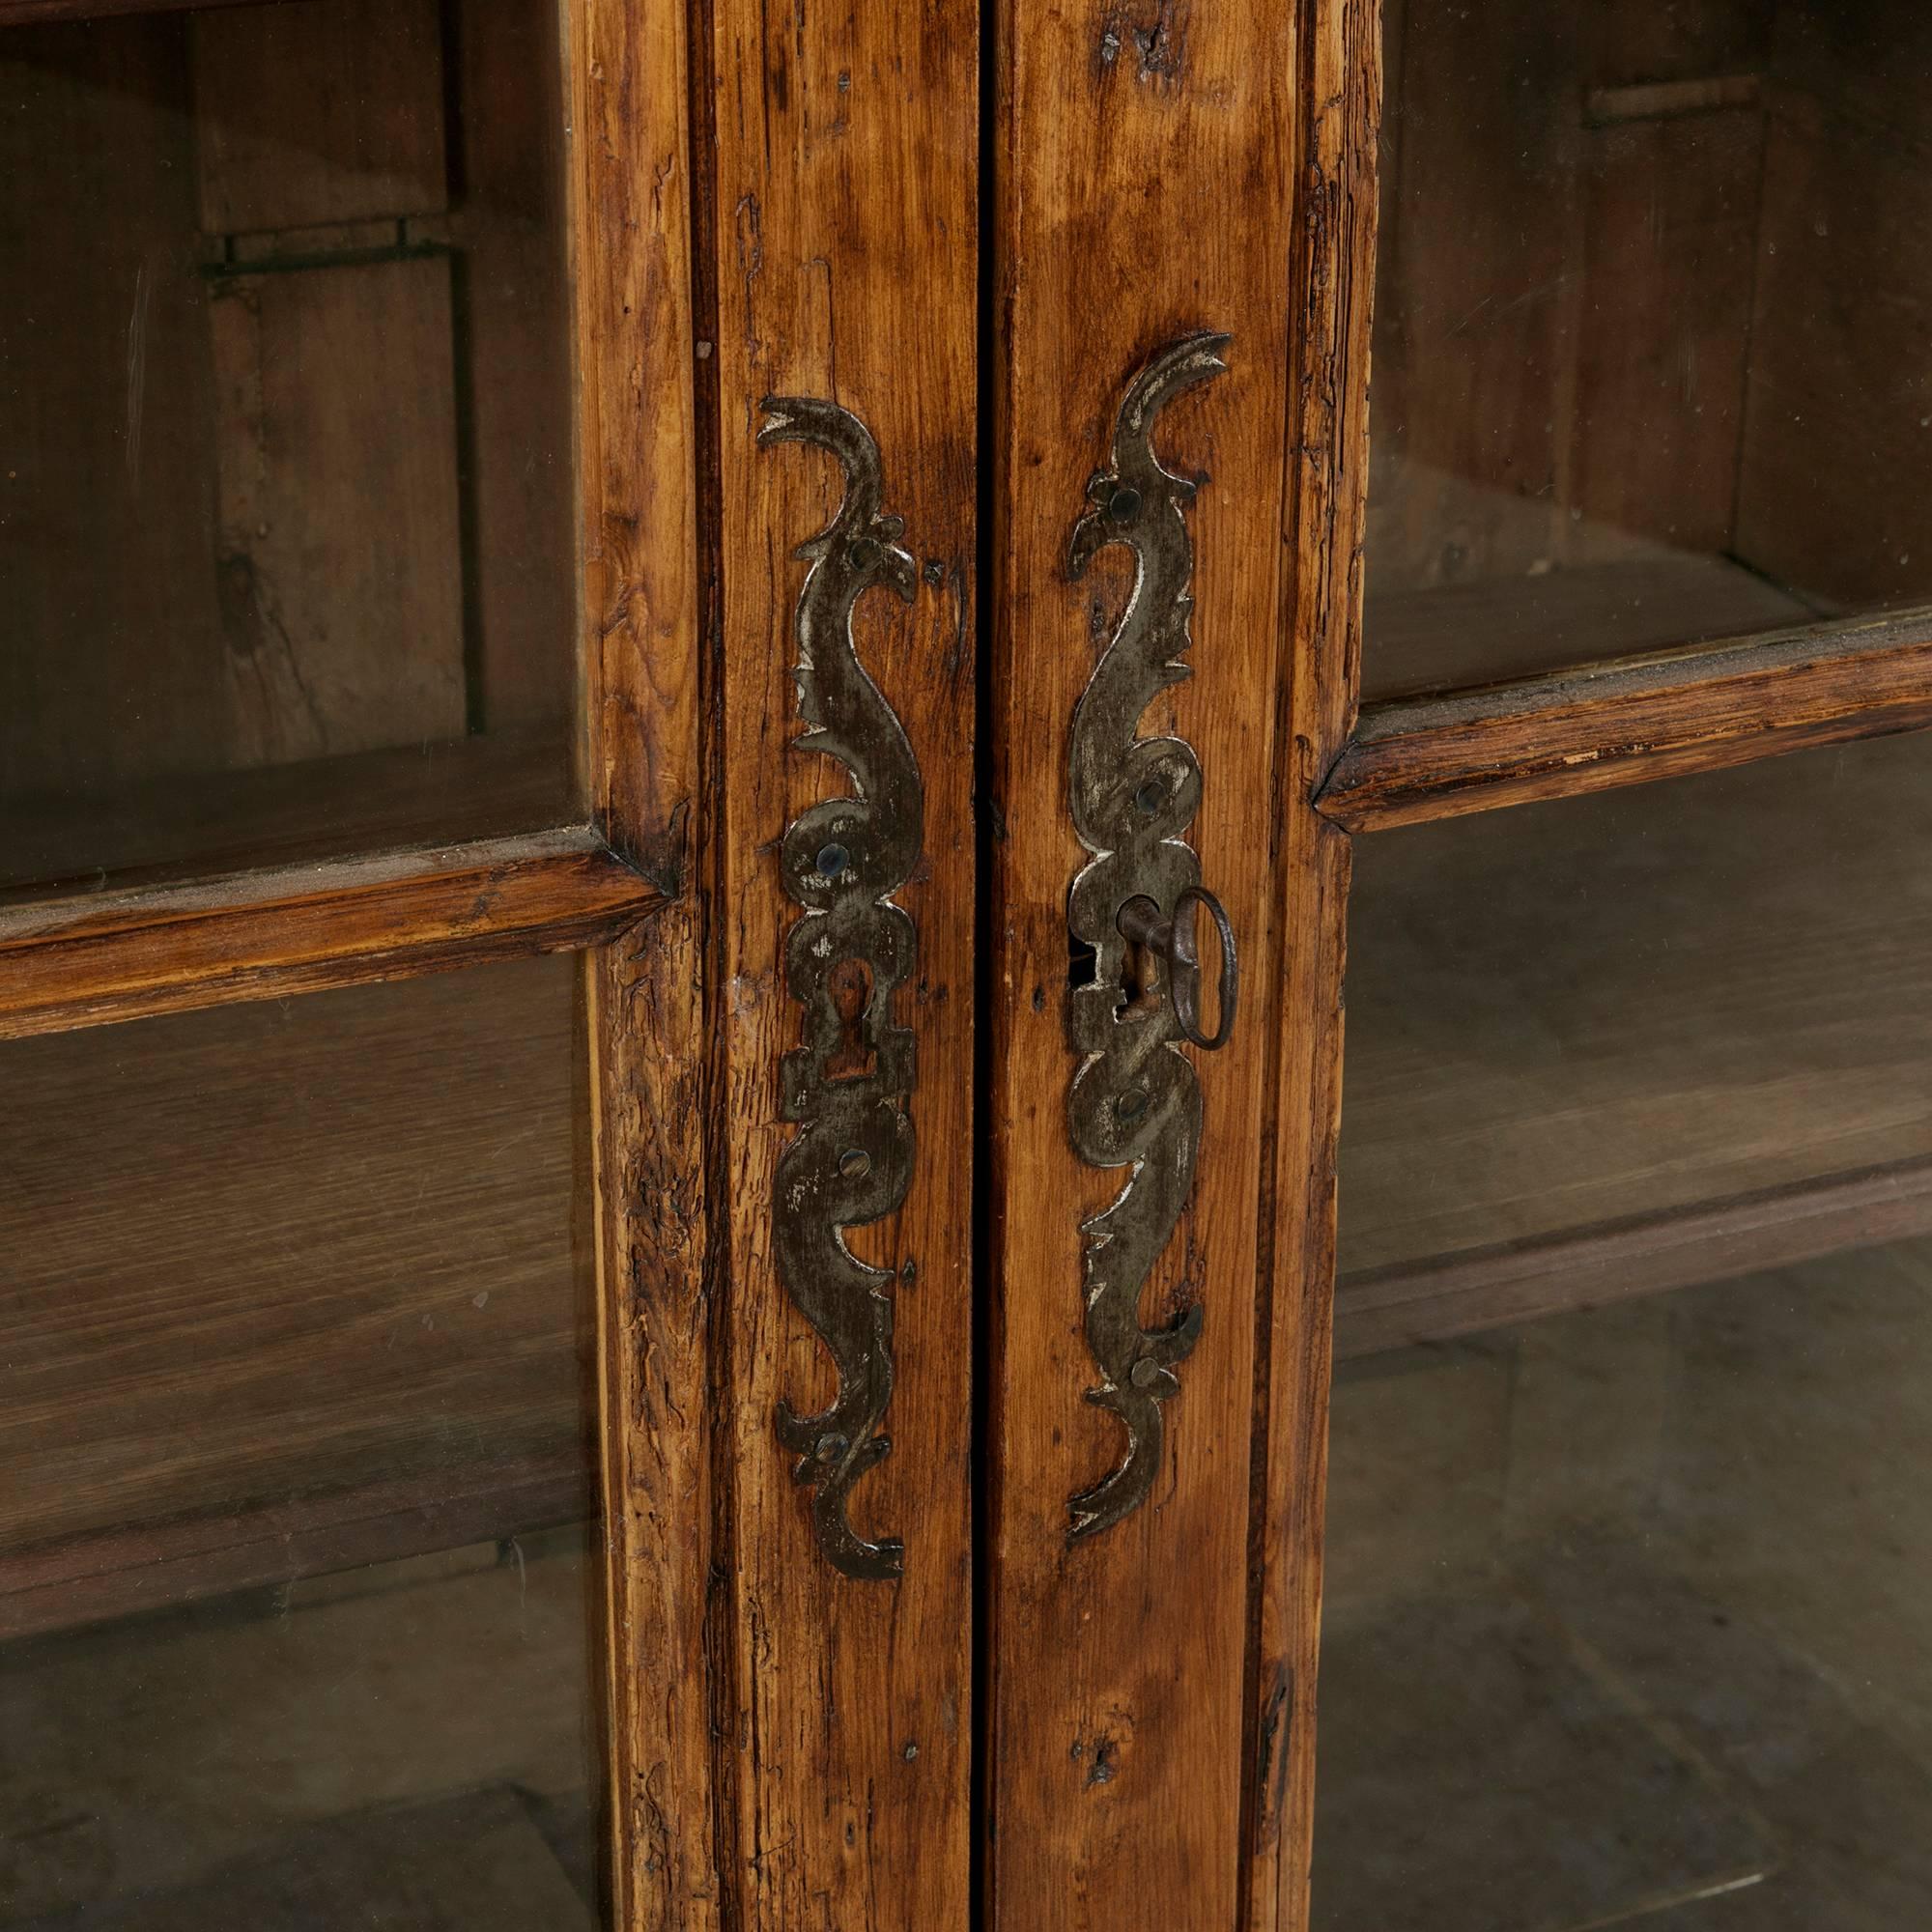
(824, 957), (877, 1083)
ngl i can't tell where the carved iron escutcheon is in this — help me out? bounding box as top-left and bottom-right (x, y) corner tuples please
(1065, 331), (1237, 1544)
(759, 396), (921, 1581)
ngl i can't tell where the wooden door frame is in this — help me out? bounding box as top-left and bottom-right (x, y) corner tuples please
(12, 0), (1932, 1925)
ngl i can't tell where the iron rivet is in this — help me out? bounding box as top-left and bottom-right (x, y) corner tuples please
(1108, 485), (1141, 525)
(1130, 1358), (1160, 1390)
(1133, 778), (1166, 815)
(902, 1742), (919, 1762)
(1116, 1089), (1150, 1122)
(817, 1433), (848, 1463)
(816, 841), (850, 879)
(838, 1147), (872, 1180)
(849, 536), (881, 570)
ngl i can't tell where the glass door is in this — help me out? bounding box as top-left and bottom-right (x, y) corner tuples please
(2, 1), (617, 1922)
(1308, 3), (1932, 1926)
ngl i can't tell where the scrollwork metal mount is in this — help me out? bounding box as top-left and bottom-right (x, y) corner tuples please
(760, 395), (921, 1582)
(1064, 331), (1239, 1545)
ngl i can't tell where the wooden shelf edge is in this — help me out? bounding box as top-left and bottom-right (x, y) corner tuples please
(1317, 607), (1932, 833)
(1334, 1155), (1932, 1360)
(0, 825), (665, 1040)
(0, 1454), (590, 1644)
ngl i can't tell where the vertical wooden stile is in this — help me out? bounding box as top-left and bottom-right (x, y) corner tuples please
(574, 0), (717, 1922)
(982, 1), (1307, 1926)
(701, 0), (980, 1917)
(1246, 2), (1380, 1929)
(579, 0), (979, 1920)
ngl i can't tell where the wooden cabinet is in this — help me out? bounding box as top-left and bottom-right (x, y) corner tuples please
(4, 0), (1928, 1925)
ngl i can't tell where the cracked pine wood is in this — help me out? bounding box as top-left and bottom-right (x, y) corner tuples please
(983, 1), (1317, 1926)
(581, 0), (979, 1920)
(570, 0), (716, 1923)
(703, 0), (979, 1917)
(1245, 5), (1379, 1930)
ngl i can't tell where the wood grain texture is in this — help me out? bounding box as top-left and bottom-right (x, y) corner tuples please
(1319, 607), (1932, 833)
(1, 1), (577, 895)
(704, 0), (978, 1918)
(983, 1), (1303, 1925)
(1334, 1156), (1932, 1362)
(1244, 3), (1377, 1929)
(0, 16), (230, 804)
(568, 0), (717, 1923)
(0, 826), (654, 1040)
(1570, 101), (1762, 558)
(577, 0), (979, 1918)
(1364, 0), (1780, 664)
(448, 0), (576, 738)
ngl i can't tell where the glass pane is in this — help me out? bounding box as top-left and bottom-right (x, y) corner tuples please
(1368, 0), (1932, 698)
(0, 0), (576, 896)
(1341, 730), (1932, 1293)
(1318, 732), (1932, 1926)
(0, 956), (608, 1926)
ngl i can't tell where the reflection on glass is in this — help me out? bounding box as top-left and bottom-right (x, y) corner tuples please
(1313, 1245), (1932, 1929)
(1369, 0), (1932, 697)
(1318, 731), (1932, 1926)
(0, 0), (576, 895)
(1341, 731), (1932, 1289)
(0, 957), (608, 1926)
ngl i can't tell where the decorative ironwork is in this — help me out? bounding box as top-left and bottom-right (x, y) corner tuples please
(1064, 331), (1237, 1544)
(760, 395), (921, 1581)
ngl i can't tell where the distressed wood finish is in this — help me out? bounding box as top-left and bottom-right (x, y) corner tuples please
(983, 3), (1301, 1925)
(568, 0), (718, 1924)
(578, 0), (978, 1918)
(1320, 609), (1932, 834)
(0, 827), (652, 1040)
(1246, 4), (1378, 1929)
(703, 0), (978, 1917)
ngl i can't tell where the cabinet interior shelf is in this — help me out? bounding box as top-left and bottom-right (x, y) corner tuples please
(1340, 557), (1932, 1352)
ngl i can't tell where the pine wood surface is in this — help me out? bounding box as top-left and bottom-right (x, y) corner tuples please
(1323, 603), (1932, 834)
(0, 826), (654, 1040)
(983, 0), (1321, 1923)
(1244, 6), (1378, 1928)
(704, 0), (980, 1918)
(579, 0), (980, 1917)
(568, 0), (717, 1922)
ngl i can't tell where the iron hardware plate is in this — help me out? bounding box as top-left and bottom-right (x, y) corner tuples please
(760, 396), (920, 1581)
(1064, 331), (1235, 1544)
